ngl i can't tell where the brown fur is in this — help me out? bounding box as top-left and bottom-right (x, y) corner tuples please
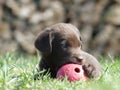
(35, 23), (102, 79)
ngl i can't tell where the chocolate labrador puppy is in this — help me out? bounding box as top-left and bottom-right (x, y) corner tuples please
(35, 23), (102, 79)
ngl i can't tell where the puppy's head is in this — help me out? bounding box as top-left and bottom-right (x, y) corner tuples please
(35, 23), (82, 64)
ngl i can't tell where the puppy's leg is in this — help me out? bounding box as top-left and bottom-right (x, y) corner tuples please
(80, 50), (103, 78)
(34, 60), (49, 80)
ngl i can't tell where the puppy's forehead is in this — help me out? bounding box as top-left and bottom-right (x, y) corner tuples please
(49, 23), (81, 39)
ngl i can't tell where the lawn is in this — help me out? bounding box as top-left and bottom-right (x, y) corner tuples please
(0, 53), (120, 90)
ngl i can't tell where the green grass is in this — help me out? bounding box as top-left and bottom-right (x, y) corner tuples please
(0, 53), (120, 90)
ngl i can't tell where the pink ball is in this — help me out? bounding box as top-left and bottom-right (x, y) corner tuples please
(56, 64), (87, 82)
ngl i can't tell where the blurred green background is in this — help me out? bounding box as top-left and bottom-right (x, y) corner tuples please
(0, 0), (120, 57)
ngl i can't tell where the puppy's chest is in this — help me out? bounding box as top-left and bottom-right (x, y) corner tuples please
(41, 58), (60, 69)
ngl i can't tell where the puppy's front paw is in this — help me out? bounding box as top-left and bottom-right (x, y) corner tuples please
(83, 64), (95, 78)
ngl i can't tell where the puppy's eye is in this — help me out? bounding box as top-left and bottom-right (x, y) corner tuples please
(60, 40), (69, 49)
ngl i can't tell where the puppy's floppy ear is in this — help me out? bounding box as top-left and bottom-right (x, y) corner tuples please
(35, 29), (54, 53)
